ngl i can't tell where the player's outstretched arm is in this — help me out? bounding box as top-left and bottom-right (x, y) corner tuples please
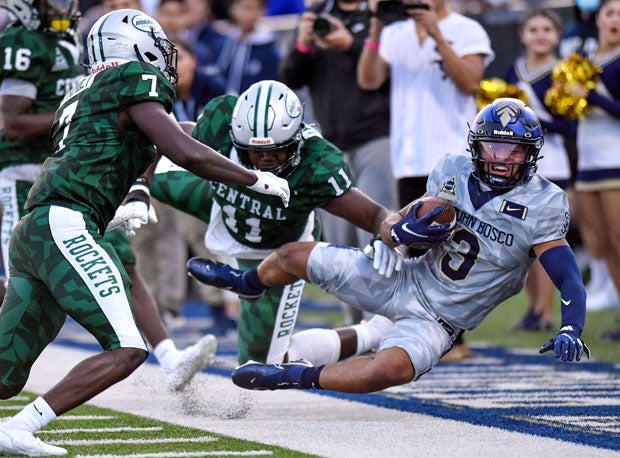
(535, 239), (590, 362)
(124, 102), (290, 206)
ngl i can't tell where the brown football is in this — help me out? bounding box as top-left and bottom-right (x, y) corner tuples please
(415, 196), (456, 226)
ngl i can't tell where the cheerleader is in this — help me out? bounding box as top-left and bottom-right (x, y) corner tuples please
(571, 0), (620, 336)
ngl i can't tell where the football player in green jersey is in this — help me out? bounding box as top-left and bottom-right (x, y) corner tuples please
(0, 0), (222, 400)
(0, 0), (83, 292)
(0, 9), (289, 456)
(132, 80), (398, 367)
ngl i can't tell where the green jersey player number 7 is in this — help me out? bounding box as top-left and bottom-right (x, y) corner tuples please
(0, 8), (288, 457)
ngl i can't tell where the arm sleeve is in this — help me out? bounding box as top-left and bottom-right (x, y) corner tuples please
(587, 91), (620, 119)
(539, 245), (587, 334)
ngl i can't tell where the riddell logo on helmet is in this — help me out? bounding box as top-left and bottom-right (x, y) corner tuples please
(493, 129), (514, 136)
(250, 138), (274, 145)
(91, 61), (119, 73)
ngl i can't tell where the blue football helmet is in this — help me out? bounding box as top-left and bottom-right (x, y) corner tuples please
(468, 98), (544, 191)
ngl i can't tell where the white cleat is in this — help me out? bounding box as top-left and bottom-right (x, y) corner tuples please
(0, 422), (67, 456)
(165, 334), (218, 391)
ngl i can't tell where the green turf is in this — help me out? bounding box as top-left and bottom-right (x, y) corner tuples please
(1, 393), (318, 457)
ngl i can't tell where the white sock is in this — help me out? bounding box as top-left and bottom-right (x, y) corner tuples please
(287, 328), (341, 365)
(352, 315), (393, 354)
(153, 338), (179, 371)
(6, 397), (56, 433)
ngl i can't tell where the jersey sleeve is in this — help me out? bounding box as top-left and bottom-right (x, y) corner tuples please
(426, 153), (458, 197)
(454, 18), (494, 64)
(291, 127), (355, 208)
(117, 61), (175, 113)
(0, 28), (52, 87)
(192, 94), (237, 155)
(532, 186), (570, 245)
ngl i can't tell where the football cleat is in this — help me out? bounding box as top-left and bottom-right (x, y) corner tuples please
(0, 421), (67, 456)
(231, 359), (314, 390)
(187, 258), (265, 300)
(165, 334), (218, 391)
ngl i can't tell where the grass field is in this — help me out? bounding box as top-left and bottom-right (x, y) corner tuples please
(1, 392), (317, 457)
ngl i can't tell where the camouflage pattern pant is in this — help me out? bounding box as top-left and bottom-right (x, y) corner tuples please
(236, 259), (305, 365)
(0, 205), (146, 394)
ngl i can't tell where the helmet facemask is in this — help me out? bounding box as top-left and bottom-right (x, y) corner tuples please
(38, 0), (80, 35)
(468, 98), (544, 191)
(233, 130), (303, 179)
(470, 138), (540, 191)
(141, 32), (178, 87)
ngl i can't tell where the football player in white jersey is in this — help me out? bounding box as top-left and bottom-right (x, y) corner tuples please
(195, 98), (590, 393)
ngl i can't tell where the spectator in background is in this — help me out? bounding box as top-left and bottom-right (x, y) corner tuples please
(155, 0), (188, 36)
(505, 9), (576, 331)
(183, 0), (228, 77)
(559, 0), (619, 311)
(357, 0), (494, 361)
(560, 0), (601, 59)
(79, 0), (144, 42)
(210, 0), (230, 20)
(568, 0), (620, 339)
(279, 0), (396, 325)
(216, 0), (281, 95)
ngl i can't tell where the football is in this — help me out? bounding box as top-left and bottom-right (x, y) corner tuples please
(415, 196), (456, 227)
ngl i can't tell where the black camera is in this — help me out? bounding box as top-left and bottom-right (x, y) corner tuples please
(313, 16), (332, 37)
(376, 1), (430, 23)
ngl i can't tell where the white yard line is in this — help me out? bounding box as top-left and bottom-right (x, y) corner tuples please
(25, 344), (619, 458)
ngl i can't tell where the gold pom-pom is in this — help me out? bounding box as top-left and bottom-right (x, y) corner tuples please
(544, 53), (601, 119)
(476, 78), (529, 111)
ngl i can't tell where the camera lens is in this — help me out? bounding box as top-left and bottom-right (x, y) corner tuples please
(313, 17), (332, 37)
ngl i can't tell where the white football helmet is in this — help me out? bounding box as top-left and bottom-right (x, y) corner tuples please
(0, 0), (80, 35)
(86, 9), (178, 85)
(231, 80), (304, 178)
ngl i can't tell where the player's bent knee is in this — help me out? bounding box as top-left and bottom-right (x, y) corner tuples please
(277, 242), (315, 273)
(369, 348), (415, 388)
(111, 347), (148, 378)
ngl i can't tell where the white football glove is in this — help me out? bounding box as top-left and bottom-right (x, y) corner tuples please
(107, 180), (158, 237)
(248, 170), (291, 207)
(363, 237), (404, 278)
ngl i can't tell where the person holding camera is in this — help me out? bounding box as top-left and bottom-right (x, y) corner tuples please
(279, 0), (397, 324)
(358, 0), (494, 361)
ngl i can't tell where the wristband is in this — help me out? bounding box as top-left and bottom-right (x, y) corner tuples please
(364, 39), (380, 51)
(127, 178), (150, 205)
(295, 41), (313, 54)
